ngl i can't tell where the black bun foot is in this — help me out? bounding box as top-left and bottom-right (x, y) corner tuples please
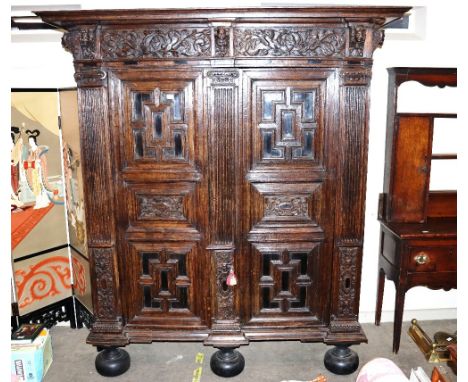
(210, 348), (245, 378)
(95, 347), (131, 377)
(324, 345), (359, 375)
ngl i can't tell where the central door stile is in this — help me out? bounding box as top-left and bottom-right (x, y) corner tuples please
(203, 68), (248, 347)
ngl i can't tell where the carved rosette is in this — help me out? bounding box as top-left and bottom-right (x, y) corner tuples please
(234, 27), (346, 57)
(213, 251), (236, 321)
(100, 28), (211, 59)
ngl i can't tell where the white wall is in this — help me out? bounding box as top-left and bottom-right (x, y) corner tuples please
(9, 0), (460, 323)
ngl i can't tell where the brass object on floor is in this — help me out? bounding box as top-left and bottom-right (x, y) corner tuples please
(408, 319), (456, 363)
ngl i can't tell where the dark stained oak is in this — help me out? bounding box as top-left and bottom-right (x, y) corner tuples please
(376, 67), (457, 354)
(37, 6), (410, 376)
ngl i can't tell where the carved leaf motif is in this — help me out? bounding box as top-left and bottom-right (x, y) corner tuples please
(337, 247), (358, 317)
(137, 195), (185, 220)
(93, 249), (116, 319)
(265, 196), (308, 217)
(234, 28), (346, 57)
(214, 251), (236, 321)
(101, 28), (211, 59)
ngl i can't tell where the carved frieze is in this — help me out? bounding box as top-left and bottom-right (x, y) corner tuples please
(233, 27), (346, 57)
(100, 28), (212, 59)
(60, 24), (387, 61)
(137, 195), (185, 220)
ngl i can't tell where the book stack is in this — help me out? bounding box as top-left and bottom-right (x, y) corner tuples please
(11, 324), (53, 382)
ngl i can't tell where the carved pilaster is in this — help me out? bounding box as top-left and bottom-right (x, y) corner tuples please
(87, 248), (127, 345)
(335, 69), (370, 239)
(329, 246), (362, 334)
(213, 250), (236, 321)
(206, 69), (240, 244)
(92, 249), (118, 320)
(205, 248), (247, 347)
(74, 64), (124, 345)
(329, 68), (370, 334)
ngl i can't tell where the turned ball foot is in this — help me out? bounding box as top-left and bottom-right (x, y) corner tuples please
(210, 348), (245, 378)
(324, 345), (359, 375)
(95, 347), (131, 377)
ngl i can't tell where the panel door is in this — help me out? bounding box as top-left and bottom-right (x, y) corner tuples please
(240, 69), (338, 328)
(109, 69), (210, 330)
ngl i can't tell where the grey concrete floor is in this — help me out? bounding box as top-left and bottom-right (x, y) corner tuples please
(44, 320), (457, 381)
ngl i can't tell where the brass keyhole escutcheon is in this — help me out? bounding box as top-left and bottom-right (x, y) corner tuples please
(414, 253), (429, 265)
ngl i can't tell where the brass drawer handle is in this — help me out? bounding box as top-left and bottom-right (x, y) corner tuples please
(414, 253), (429, 265)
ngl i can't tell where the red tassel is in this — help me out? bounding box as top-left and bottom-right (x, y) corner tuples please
(226, 267), (237, 286)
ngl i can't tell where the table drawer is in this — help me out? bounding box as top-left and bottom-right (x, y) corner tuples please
(408, 246), (456, 273)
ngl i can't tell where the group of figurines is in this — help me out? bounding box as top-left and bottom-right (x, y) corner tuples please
(11, 124), (60, 210)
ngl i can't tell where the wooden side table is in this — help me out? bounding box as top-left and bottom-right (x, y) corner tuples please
(375, 67), (457, 353)
(375, 219), (456, 352)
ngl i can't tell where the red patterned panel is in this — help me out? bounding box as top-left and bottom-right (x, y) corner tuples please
(72, 256), (87, 295)
(15, 256), (72, 309)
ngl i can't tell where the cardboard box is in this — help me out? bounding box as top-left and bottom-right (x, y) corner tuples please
(11, 328), (53, 382)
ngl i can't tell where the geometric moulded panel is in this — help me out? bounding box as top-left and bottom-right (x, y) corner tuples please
(138, 248), (191, 313)
(255, 245), (318, 315)
(130, 87), (189, 162)
(259, 87), (318, 161)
